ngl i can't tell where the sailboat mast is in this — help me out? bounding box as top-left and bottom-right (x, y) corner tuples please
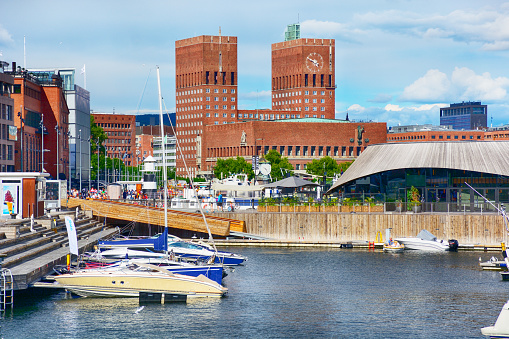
(156, 66), (168, 240)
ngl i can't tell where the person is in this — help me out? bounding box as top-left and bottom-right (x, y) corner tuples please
(388, 237), (394, 246)
(217, 193), (223, 211)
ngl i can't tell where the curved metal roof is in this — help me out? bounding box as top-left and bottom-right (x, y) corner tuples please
(327, 141), (509, 193)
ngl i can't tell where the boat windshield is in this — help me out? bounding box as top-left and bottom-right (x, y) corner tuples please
(168, 241), (204, 250)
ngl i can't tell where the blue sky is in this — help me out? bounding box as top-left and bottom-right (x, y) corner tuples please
(2, 0), (509, 128)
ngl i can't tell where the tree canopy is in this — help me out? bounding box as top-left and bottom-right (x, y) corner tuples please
(90, 115), (107, 153)
(306, 156), (342, 177)
(213, 156), (255, 180)
(265, 149), (293, 181)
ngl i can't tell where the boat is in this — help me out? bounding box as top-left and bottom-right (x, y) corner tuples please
(383, 240), (405, 253)
(98, 234), (246, 266)
(395, 229), (458, 251)
(80, 251), (226, 285)
(479, 256), (508, 271)
(481, 299), (509, 338)
(51, 261), (227, 298)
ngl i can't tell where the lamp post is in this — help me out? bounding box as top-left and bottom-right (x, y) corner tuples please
(55, 124), (60, 180)
(79, 129), (82, 193)
(96, 139), (100, 190)
(67, 131), (72, 190)
(40, 114), (44, 172)
(17, 108), (24, 172)
(88, 137), (91, 191)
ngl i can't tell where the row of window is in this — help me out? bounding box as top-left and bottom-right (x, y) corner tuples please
(0, 143), (13, 161)
(177, 88), (236, 96)
(273, 90), (326, 98)
(98, 123), (132, 129)
(106, 131), (131, 137)
(0, 104), (14, 121)
(389, 134), (482, 141)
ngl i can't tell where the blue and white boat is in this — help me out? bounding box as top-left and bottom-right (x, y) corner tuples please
(98, 233), (246, 266)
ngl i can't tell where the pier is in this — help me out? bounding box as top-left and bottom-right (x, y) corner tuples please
(0, 211), (117, 291)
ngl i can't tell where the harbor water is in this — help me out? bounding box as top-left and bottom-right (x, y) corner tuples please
(2, 247), (508, 338)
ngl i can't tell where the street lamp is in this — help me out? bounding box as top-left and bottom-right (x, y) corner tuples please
(67, 131), (72, 190)
(17, 108), (24, 172)
(78, 129), (82, 192)
(55, 124), (60, 180)
(88, 137), (91, 191)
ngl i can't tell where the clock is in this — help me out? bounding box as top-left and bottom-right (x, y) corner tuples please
(306, 52), (323, 72)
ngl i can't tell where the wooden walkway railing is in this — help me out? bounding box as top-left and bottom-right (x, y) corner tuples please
(63, 198), (246, 236)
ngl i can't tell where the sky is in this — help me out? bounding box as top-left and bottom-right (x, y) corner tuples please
(2, 0), (509, 128)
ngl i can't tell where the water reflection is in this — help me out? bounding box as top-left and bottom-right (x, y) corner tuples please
(2, 248), (508, 338)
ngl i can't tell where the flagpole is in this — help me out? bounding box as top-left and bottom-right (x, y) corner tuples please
(81, 64), (86, 90)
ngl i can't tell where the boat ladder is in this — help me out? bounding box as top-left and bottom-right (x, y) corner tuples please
(0, 268), (14, 311)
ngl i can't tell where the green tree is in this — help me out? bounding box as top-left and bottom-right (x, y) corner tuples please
(213, 156), (255, 180)
(306, 156), (341, 177)
(90, 116), (108, 182)
(265, 149), (293, 181)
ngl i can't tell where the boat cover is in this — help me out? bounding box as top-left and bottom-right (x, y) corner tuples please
(417, 229), (437, 242)
(100, 228), (168, 252)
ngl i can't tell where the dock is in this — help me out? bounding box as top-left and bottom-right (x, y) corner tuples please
(0, 211), (118, 291)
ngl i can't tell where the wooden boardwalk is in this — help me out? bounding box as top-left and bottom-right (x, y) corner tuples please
(63, 198), (246, 236)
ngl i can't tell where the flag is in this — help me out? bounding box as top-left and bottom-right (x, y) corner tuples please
(80, 64), (86, 74)
(123, 152), (128, 160)
(64, 216), (79, 255)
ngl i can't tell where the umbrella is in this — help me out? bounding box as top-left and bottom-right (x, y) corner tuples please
(263, 176), (319, 188)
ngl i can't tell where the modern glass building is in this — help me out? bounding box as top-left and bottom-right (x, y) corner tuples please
(440, 101), (487, 130)
(327, 141), (509, 210)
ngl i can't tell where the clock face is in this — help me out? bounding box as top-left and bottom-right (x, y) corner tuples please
(306, 52), (323, 72)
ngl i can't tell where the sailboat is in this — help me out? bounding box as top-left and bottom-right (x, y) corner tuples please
(468, 183), (509, 337)
(46, 67), (228, 299)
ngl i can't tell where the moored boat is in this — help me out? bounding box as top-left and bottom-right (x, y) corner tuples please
(52, 262), (227, 298)
(383, 240), (405, 253)
(481, 299), (509, 338)
(395, 229), (458, 251)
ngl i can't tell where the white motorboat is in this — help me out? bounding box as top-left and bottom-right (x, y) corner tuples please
(481, 300), (509, 338)
(395, 229), (458, 251)
(479, 256), (508, 271)
(51, 262), (227, 298)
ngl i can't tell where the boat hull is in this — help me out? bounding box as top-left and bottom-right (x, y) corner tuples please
(54, 270), (227, 298)
(395, 238), (450, 251)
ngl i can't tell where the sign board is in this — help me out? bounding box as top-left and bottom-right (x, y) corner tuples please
(44, 180), (61, 211)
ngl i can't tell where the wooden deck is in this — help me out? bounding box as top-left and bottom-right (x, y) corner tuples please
(63, 198), (246, 236)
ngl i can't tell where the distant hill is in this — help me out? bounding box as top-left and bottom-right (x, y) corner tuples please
(136, 113), (176, 127)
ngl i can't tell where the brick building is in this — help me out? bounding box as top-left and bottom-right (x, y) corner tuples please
(202, 119), (387, 172)
(0, 66), (15, 172)
(174, 30), (388, 178)
(8, 63), (70, 179)
(387, 129), (485, 142)
(91, 113), (136, 166)
(175, 34), (238, 177)
(271, 38), (335, 118)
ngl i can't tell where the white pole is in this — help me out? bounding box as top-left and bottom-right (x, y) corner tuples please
(157, 66), (167, 232)
(79, 129), (82, 193)
(55, 125), (59, 179)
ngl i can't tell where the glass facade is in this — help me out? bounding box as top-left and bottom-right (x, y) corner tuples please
(343, 168), (509, 204)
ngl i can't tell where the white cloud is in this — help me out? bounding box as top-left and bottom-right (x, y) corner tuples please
(384, 104), (403, 112)
(239, 90), (271, 101)
(451, 67), (509, 101)
(352, 7), (509, 50)
(400, 69), (451, 102)
(399, 67), (509, 103)
(0, 25), (13, 45)
(347, 104), (365, 112)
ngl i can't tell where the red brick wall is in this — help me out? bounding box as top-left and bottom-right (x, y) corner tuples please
(92, 113), (136, 165)
(272, 38), (335, 119)
(202, 120), (387, 171)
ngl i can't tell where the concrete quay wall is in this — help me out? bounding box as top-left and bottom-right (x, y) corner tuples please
(219, 212), (509, 246)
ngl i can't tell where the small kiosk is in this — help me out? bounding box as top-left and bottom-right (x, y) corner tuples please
(0, 172), (50, 219)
